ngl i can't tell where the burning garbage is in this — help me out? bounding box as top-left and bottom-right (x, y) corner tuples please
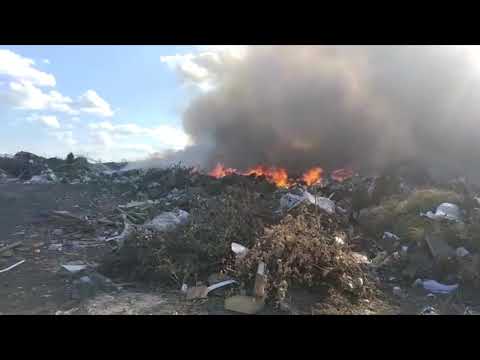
(4, 148), (480, 315)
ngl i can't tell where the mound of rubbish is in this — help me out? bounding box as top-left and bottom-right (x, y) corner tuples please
(0, 151), (124, 184)
(100, 186), (275, 283)
(232, 204), (375, 307)
(12, 150), (480, 314)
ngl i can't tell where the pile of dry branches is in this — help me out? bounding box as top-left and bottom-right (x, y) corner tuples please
(232, 204), (373, 303)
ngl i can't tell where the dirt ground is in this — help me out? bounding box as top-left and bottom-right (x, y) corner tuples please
(0, 182), (471, 315)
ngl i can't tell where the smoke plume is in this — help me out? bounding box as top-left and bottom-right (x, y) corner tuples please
(147, 46), (480, 180)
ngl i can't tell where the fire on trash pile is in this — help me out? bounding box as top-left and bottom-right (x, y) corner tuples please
(4, 151), (480, 315)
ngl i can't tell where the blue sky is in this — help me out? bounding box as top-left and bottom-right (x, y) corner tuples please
(0, 45), (246, 161)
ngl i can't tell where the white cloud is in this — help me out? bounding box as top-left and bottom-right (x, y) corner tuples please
(121, 144), (155, 153)
(0, 49), (113, 119)
(51, 131), (77, 146)
(39, 115), (60, 129)
(88, 121), (115, 131)
(160, 46), (248, 91)
(27, 114), (61, 129)
(0, 49), (55, 86)
(92, 131), (114, 147)
(149, 125), (191, 150)
(5, 80), (76, 113)
(78, 90), (114, 117)
(88, 121), (190, 150)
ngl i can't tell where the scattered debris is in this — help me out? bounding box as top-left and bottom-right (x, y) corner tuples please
(422, 203), (462, 222)
(52, 229), (64, 236)
(0, 241), (23, 255)
(231, 242), (249, 258)
(5, 150), (480, 315)
(279, 190), (335, 214)
(352, 252), (371, 264)
(456, 247), (470, 258)
(414, 279), (459, 294)
(186, 286), (209, 300)
(254, 262), (267, 299)
(186, 279), (238, 300)
(334, 236), (346, 246)
(224, 295), (265, 314)
(143, 209), (190, 232)
(48, 244), (63, 251)
(420, 306), (439, 315)
(0, 259), (26, 273)
(61, 264), (88, 273)
(383, 231), (400, 242)
(105, 214), (133, 246)
(207, 279), (237, 293)
(425, 231), (454, 262)
(392, 286), (403, 297)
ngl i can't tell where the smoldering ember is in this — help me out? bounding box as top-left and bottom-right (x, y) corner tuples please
(2, 45), (480, 315)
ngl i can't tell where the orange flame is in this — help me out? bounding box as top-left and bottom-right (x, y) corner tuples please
(331, 168), (354, 182)
(209, 163), (237, 178)
(209, 163), (352, 188)
(244, 165), (290, 188)
(302, 167), (324, 186)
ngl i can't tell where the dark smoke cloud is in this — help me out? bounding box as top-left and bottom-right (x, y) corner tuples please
(179, 45), (480, 180)
(132, 46), (480, 181)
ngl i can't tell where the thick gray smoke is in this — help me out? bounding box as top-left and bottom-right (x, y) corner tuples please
(138, 46), (480, 180)
(180, 46), (480, 179)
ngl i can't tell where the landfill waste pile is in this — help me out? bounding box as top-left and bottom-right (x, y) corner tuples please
(0, 151), (126, 184)
(3, 151), (480, 314)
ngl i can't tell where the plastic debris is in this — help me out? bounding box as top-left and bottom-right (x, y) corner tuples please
(414, 279), (459, 294)
(144, 209), (189, 232)
(48, 244), (63, 251)
(207, 279), (237, 292)
(186, 280), (238, 299)
(61, 264), (87, 273)
(231, 242), (249, 258)
(303, 192), (336, 214)
(279, 193), (306, 211)
(279, 190), (335, 214)
(0, 259), (25, 273)
(383, 232), (400, 241)
(455, 247), (470, 258)
(393, 286), (402, 297)
(26, 174), (52, 184)
(422, 203), (462, 222)
(420, 306), (439, 315)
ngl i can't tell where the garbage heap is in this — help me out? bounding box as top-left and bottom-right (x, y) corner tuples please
(0, 151), (125, 184)
(99, 168), (381, 314)
(96, 162), (480, 313)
